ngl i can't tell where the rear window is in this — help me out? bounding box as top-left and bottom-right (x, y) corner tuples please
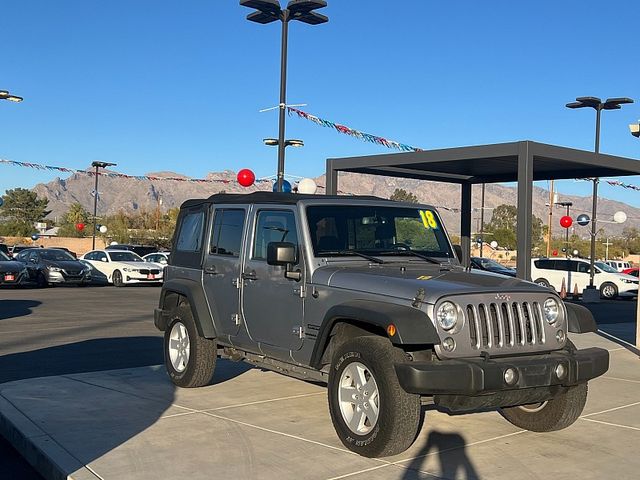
(176, 211), (205, 252)
(210, 209), (245, 257)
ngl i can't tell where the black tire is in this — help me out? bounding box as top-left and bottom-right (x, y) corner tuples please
(600, 282), (618, 299)
(499, 382), (587, 432)
(112, 270), (124, 287)
(534, 278), (551, 289)
(327, 336), (422, 458)
(35, 271), (48, 288)
(164, 305), (217, 388)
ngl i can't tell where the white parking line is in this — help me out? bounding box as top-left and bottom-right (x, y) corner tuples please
(581, 401), (640, 418)
(601, 376), (640, 384)
(597, 330), (639, 351)
(581, 418), (640, 432)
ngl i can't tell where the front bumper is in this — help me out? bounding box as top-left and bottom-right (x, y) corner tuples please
(47, 271), (91, 284)
(395, 347), (609, 396)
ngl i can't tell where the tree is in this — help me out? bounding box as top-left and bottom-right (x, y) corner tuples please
(0, 188), (50, 236)
(57, 203), (92, 237)
(484, 204), (543, 250)
(390, 188), (418, 204)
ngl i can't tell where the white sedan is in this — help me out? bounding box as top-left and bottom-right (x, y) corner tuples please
(81, 249), (163, 287)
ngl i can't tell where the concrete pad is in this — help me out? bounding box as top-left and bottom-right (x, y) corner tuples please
(1, 339), (639, 480)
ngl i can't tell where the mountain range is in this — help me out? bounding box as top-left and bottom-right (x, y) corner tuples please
(32, 169), (639, 237)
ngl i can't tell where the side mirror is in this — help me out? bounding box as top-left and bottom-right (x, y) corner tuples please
(101, 257), (108, 262)
(30, 258), (38, 264)
(267, 242), (301, 281)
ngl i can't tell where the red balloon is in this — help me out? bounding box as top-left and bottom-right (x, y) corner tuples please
(552, 249), (558, 256)
(559, 216), (573, 229)
(237, 169), (255, 187)
(75, 223), (85, 231)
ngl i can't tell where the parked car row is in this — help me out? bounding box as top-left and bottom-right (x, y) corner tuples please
(0, 247), (168, 288)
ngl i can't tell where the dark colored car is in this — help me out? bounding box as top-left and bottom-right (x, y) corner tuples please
(15, 248), (92, 287)
(0, 244), (10, 256)
(0, 250), (30, 287)
(471, 256), (517, 277)
(106, 244), (157, 258)
(10, 244), (31, 258)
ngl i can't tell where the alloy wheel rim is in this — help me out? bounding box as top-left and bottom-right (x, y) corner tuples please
(603, 285), (615, 297)
(337, 361), (380, 435)
(169, 321), (190, 373)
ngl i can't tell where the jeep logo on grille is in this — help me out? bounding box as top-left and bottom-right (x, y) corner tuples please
(495, 293), (511, 302)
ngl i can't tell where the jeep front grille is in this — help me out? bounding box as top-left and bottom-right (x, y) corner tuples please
(466, 301), (545, 350)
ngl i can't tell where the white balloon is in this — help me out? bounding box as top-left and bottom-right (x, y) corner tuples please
(99, 225), (108, 234)
(297, 178), (317, 194)
(613, 211), (627, 224)
(490, 241), (498, 249)
(110, 241), (118, 245)
(572, 249), (579, 256)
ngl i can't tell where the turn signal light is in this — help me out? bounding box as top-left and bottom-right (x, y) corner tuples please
(387, 324), (397, 337)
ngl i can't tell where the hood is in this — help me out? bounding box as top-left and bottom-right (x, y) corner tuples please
(312, 263), (548, 303)
(0, 260), (25, 272)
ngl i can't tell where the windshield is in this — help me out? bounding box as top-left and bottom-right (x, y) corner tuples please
(306, 205), (453, 258)
(474, 257), (510, 270)
(40, 250), (76, 261)
(0, 251), (10, 261)
(109, 251), (144, 262)
(596, 262), (619, 273)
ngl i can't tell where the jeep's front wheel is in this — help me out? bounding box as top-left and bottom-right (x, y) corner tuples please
(499, 382), (587, 432)
(164, 305), (217, 388)
(327, 336), (422, 458)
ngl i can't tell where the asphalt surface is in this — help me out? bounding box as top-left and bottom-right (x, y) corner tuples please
(0, 285), (162, 480)
(0, 286), (637, 479)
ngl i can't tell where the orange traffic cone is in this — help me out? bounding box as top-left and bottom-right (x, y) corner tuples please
(560, 278), (567, 299)
(573, 283), (579, 299)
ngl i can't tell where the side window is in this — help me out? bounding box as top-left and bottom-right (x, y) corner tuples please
(85, 252), (96, 261)
(28, 251), (39, 262)
(210, 209), (245, 257)
(535, 259), (553, 269)
(253, 210), (298, 261)
(176, 211), (205, 252)
(576, 262), (590, 274)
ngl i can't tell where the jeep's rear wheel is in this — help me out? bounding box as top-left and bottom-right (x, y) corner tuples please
(327, 336), (422, 458)
(164, 305), (217, 388)
(499, 382), (587, 432)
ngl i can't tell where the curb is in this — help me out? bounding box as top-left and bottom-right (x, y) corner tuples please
(0, 394), (99, 480)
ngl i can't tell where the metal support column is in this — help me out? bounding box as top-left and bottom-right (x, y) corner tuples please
(516, 141), (533, 280)
(461, 182), (472, 268)
(325, 160), (338, 195)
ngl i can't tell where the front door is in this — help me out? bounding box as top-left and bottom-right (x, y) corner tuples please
(241, 208), (304, 351)
(202, 207), (247, 338)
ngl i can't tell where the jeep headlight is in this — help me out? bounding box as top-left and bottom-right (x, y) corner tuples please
(436, 301), (459, 331)
(543, 298), (560, 325)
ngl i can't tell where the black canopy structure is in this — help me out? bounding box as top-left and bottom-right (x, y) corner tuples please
(325, 141), (640, 280)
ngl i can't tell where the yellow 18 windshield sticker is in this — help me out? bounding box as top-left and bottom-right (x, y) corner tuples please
(419, 210), (439, 229)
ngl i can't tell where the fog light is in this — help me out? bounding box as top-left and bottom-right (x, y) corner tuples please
(504, 368), (518, 385)
(442, 337), (456, 352)
(556, 329), (566, 343)
(555, 363), (567, 380)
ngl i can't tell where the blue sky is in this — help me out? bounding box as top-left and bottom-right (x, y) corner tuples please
(1, 0), (640, 206)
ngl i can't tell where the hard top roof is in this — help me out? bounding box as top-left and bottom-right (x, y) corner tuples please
(180, 192), (388, 209)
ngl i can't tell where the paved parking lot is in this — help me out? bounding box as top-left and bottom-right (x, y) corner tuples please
(1, 287), (639, 479)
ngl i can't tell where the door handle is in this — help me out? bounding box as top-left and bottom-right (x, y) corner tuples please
(242, 271), (257, 281)
(204, 266), (219, 275)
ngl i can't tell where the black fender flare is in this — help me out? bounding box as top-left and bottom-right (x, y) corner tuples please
(310, 299), (440, 368)
(156, 278), (217, 338)
(564, 302), (597, 334)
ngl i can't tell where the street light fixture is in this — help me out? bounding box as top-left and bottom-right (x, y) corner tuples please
(263, 137), (304, 148)
(630, 122), (640, 138)
(0, 90), (23, 103)
(90, 161), (117, 250)
(241, 0), (328, 192)
(566, 96), (633, 289)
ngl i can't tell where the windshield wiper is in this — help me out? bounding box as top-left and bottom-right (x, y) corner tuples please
(379, 248), (443, 265)
(320, 250), (385, 264)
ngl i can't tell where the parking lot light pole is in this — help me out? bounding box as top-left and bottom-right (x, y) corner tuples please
(91, 161), (117, 249)
(555, 201), (572, 257)
(240, 0), (328, 192)
(566, 96), (634, 288)
(0, 90), (23, 103)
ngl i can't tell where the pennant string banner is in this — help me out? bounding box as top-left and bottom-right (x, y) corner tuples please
(575, 177), (640, 192)
(287, 107), (423, 153)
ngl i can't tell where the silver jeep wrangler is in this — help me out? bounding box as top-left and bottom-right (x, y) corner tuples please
(154, 192), (609, 458)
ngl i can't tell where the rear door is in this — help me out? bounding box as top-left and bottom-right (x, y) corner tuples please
(202, 207), (247, 338)
(241, 207), (304, 351)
